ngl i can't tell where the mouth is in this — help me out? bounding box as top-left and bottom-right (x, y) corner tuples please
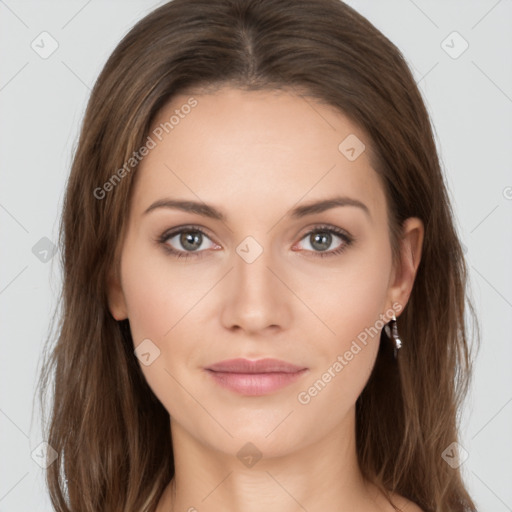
(204, 358), (308, 396)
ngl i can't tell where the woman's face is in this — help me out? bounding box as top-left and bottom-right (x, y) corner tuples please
(108, 87), (422, 458)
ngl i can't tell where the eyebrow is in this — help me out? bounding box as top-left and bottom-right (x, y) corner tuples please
(143, 195), (371, 221)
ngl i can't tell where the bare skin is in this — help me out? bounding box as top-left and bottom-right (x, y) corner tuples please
(108, 87), (424, 512)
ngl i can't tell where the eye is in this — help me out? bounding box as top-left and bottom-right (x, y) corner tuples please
(294, 225), (354, 258)
(158, 224), (354, 260)
(158, 225), (219, 260)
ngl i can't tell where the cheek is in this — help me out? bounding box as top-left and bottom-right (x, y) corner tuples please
(294, 241), (392, 395)
(120, 244), (211, 343)
(295, 281), (387, 417)
(299, 242), (392, 347)
(119, 247), (201, 413)
(121, 269), (170, 344)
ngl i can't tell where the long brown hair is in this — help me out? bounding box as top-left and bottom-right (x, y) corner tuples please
(37, 0), (480, 510)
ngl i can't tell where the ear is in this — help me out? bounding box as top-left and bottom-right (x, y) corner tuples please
(387, 217), (424, 315)
(106, 269), (128, 321)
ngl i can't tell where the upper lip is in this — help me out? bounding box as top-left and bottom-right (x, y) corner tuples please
(205, 358), (306, 374)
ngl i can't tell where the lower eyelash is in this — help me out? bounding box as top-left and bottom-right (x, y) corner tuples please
(158, 225), (354, 260)
(312, 242), (349, 258)
(165, 247), (202, 260)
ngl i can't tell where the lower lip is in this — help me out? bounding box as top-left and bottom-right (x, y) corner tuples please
(205, 369), (308, 396)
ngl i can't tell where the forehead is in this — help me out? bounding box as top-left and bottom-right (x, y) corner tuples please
(131, 87), (386, 221)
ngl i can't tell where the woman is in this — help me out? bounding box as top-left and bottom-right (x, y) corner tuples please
(38, 0), (479, 510)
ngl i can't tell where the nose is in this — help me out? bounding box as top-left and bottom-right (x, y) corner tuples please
(219, 242), (293, 335)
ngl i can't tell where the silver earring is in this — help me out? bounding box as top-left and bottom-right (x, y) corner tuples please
(384, 312), (402, 359)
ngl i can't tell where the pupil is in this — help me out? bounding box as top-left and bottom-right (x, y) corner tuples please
(181, 231), (202, 251)
(311, 232), (331, 251)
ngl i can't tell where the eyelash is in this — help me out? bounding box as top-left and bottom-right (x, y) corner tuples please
(157, 224), (354, 261)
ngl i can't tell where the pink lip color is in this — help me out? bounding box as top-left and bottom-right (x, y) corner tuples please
(204, 358), (308, 396)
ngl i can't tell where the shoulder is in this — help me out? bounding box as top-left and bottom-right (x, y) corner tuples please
(388, 492), (424, 512)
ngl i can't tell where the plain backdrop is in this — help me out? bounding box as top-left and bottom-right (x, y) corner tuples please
(1, 1), (511, 510)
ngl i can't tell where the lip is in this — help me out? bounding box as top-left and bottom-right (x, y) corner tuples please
(204, 358), (308, 396)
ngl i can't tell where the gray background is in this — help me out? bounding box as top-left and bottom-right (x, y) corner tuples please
(1, 0), (511, 510)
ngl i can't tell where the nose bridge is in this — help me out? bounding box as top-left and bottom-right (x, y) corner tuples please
(235, 239), (273, 289)
(233, 234), (279, 300)
(220, 233), (291, 332)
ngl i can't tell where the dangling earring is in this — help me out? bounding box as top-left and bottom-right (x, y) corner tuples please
(384, 312), (402, 359)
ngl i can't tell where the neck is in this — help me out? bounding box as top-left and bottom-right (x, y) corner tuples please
(156, 407), (391, 512)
